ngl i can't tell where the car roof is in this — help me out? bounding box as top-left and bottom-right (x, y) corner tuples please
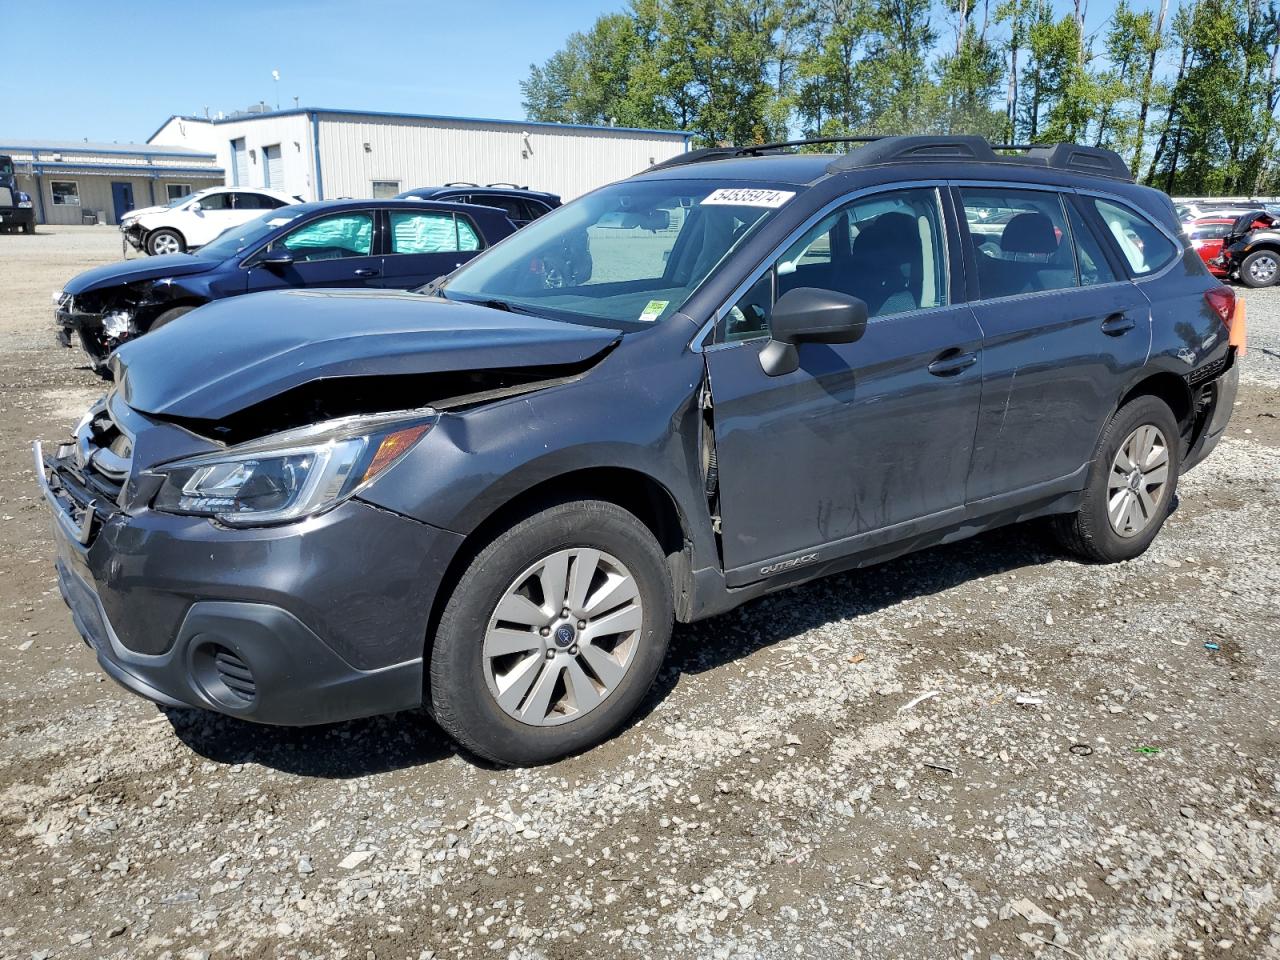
(279, 198), (512, 217)
(400, 185), (560, 200)
(635, 153), (834, 187)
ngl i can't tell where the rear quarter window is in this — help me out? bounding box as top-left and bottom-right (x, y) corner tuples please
(1091, 199), (1178, 276)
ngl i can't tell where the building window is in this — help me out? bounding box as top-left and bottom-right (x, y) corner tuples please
(371, 180), (401, 199)
(166, 183), (192, 202)
(51, 181), (80, 206)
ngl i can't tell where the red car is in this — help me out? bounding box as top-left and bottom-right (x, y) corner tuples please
(1188, 216), (1236, 277)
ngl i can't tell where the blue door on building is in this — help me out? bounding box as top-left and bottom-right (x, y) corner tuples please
(110, 182), (135, 224)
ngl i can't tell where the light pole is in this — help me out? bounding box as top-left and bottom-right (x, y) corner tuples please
(272, 70), (280, 111)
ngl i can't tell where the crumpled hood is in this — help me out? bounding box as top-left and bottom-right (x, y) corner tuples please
(113, 288), (621, 420)
(122, 203), (167, 222)
(63, 254), (215, 295)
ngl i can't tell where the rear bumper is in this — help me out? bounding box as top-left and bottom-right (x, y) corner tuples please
(1183, 358), (1239, 474)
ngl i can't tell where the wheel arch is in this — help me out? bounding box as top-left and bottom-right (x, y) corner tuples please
(422, 466), (697, 666)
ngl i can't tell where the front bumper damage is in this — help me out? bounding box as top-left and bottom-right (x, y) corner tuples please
(54, 294), (136, 369)
(34, 406), (463, 725)
(120, 222), (146, 252)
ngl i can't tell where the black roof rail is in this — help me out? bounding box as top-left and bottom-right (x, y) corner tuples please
(646, 135), (1136, 183)
(827, 135), (999, 173)
(444, 180), (479, 187)
(1024, 143), (1134, 181)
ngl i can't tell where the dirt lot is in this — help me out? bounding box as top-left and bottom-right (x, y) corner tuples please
(1, 226), (1278, 960)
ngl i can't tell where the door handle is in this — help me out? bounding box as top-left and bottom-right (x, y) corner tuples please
(353, 268), (379, 278)
(928, 351), (978, 376)
(1101, 312), (1135, 335)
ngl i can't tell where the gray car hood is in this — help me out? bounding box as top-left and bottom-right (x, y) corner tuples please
(112, 289), (621, 420)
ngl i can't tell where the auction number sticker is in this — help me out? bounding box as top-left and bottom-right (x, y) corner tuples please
(701, 188), (796, 208)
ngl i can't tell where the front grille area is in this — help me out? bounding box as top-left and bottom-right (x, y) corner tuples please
(212, 646), (257, 703)
(58, 402), (133, 507)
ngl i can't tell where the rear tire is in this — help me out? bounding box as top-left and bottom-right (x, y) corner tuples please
(1051, 395), (1181, 563)
(429, 500), (673, 766)
(146, 228), (185, 256)
(1239, 249), (1280, 288)
(20, 221), (33, 235)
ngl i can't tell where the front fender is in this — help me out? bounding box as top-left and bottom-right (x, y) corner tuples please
(358, 347), (719, 567)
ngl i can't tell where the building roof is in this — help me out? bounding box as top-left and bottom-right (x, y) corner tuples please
(147, 107), (691, 145)
(0, 139), (217, 159)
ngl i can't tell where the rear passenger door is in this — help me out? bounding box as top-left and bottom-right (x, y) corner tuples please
(704, 186), (985, 582)
(957, 186), (1151, 502)
(376, 209), (485, 289)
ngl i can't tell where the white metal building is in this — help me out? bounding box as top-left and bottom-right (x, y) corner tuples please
(147, 107), (690, 203)
(0, 140), (223, 225)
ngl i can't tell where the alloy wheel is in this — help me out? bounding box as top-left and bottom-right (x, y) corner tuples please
(151, 233), (180, 256)
(1249, 254), (1277, 285)
(1107, 424), (1170, 538)
(482, 548), (642, 726)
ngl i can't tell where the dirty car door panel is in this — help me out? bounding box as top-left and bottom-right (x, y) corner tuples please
(705, 187), (983, 580)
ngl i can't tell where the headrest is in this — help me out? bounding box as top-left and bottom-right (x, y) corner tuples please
(1001, 212), (1059, 254)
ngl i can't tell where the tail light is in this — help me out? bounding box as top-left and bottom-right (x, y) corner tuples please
(1204, 285), (1246, 356)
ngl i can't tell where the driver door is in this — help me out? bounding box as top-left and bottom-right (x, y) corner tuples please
(244, 210), (383, 291)
(704, 186), (985, 584)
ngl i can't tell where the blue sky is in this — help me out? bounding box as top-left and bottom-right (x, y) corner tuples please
(0, 0), (625, 143)
(0, 0), (1159, 145)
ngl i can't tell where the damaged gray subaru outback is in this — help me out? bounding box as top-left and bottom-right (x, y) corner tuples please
(37, 137), (1240, 765)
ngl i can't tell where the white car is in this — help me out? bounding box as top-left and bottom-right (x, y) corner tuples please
(121, 186), (300, 256)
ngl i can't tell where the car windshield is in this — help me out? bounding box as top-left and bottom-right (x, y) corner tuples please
(439, 179), (794, 328)
(166, 193), (195, 208)
(195, 209), (304, 259)
(0, 158), (13, 177)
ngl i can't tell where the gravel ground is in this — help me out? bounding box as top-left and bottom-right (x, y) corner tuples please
(0, 227), (1278, 960)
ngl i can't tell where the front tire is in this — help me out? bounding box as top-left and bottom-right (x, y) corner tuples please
(430, 500), (673, 766)
(1051, 395), (1180, 563)
(1239, 249), (1280, 288)
(146, 228), (185, 256)
(20, 221), (34, 235)
(148, 305), (196, 331)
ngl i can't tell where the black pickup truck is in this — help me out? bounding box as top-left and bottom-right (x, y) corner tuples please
(0, 155), (35, 234)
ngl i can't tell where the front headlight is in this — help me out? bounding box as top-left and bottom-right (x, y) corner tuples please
(151, 409), (436, 526)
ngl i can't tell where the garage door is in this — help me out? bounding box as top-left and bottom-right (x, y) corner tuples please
(230, 138), (248, 186)
(263, 144), (283, 190)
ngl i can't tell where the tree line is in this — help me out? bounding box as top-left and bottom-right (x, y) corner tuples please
(520, 0), (1280, 194)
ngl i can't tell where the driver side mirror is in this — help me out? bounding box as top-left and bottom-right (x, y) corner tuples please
(759, 287), (868, 377)
(189, 201), (202, 213)
(259, 249), (295, 268)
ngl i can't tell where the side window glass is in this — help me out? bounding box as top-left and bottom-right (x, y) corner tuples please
(1065, 199), (1117, 286)
(1091, 199), (1177, 276)
(389, 212), (483, 254)
(197, 192), (230, 211)
(456, 216), (481, 251)
(960, 188), (1078, 298)
(721, 187), (948, 342)
(279, 212), (373, 261)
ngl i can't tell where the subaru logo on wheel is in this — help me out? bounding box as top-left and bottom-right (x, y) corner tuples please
(553, 624), (576, 648)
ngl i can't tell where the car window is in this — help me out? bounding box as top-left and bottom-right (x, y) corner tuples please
(276, 212), (374, 261)
(443, 179), (784, 329)
(389, 212), (482, 254)
(197, 192), (231, 211)
(721, 187), (948, 343)
(1064, 200), (1117, 286)
(474, 195), (525, 220)
(961, 188), (1078, 299)
(237, 193), (285, 210)
(525, 200), (552, 221)
(1091, 199), (1178, 276)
